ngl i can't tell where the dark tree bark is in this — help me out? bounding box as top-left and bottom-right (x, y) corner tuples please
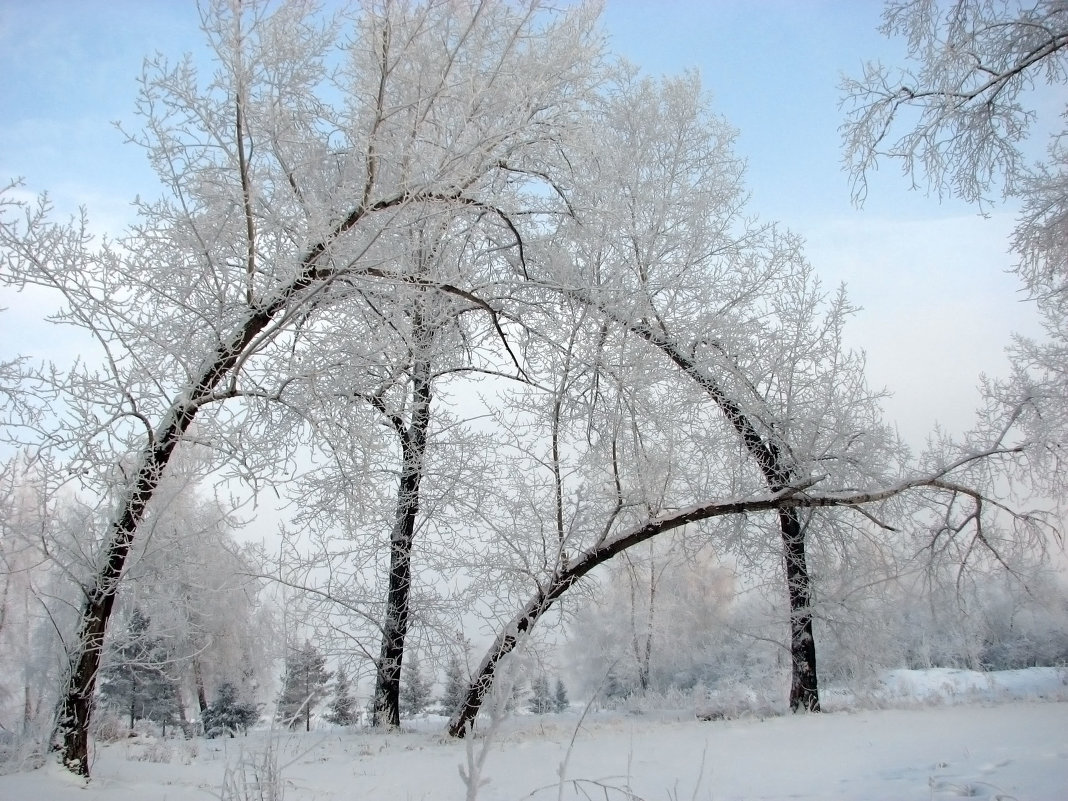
(643, 331), (821, 713)
(53, 402), (202, 776)
(304, 672), (312, 732)
(779, 510), (819, 711)
(193, 658), (209, 715)
(371, 306), (434, 728)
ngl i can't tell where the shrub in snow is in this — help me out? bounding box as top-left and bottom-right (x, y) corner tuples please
(93, 712), (130, 744)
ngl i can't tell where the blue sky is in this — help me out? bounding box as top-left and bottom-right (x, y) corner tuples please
(0, 0), (1050, 447)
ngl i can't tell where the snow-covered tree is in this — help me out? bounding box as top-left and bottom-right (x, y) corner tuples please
(202, 682), (259, 738)
(446, 69), (893, 734)
(553, 678), (569, 713)
(325, 668), (358, 728)
(440, 654), (467, 717)
(399, 652), (432, 718)
(98, 610), (179, 735)
(276, 641), (332, 732)
(0, 0), (601, 774)
(528, 675), (553, 715)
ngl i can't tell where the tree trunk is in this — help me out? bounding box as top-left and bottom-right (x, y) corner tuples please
(642, 560), (655, 691)
(23, 683), (33, 735)
(540, 293), (824, 715)
(625, 551), (656, 692)
(51, 425), (192, 775)
(447, 487), (840, 737)
(371, 314), (433, 728)
(628, 567), (648, 692)
(372, 519), (414, 727)
(193, 659), (208, 715)
(780, 509), (819, 711)
(630, 323), (821, 714)
(175, 684), (191, 739)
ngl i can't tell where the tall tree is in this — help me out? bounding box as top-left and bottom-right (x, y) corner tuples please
(0, 0), (601, 775)
(484, 69), (903, 714)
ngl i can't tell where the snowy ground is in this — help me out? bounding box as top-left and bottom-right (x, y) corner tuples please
(2, 668), (1065, 801)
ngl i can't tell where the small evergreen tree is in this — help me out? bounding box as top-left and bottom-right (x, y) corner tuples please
(553, 677), (569, 713)
(528, 675), (553, 714)
(326, 667), (358, 727)
(202, 682), (259, 738)
(400, 652), (432, 717)
(602, 669), (627, 703)
(275, 640), (332, 731)
(99, 609), (180, 734)
(440, 654), (467, 714)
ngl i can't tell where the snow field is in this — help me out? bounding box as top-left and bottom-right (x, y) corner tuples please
(0, 669), (1065, 801)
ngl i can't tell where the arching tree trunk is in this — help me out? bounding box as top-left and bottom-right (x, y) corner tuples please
(447, 486), (841, 737)
(623, 319), (821, 713)
(50, 191), (391, 776)
(52, 403), (200, 776)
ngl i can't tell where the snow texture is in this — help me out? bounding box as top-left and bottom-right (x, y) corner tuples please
(0, 668), (1064, 800)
